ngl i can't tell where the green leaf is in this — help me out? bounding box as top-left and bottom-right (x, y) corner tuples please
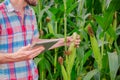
(118, 55), (120, 66)
(85, 0), (93, 13)
(107, 0), (120, 12)
(34, 57), (42, 66)
(95, 0), (120, 31)
(61, 65), (68, 80)
(95, 15), (105, 30)
(80, 49), (92, 71)
(80, 29), (89, 42)
(66, 0), (74, 7)
(66, 1), (78, 15)
(107, 25), (117, 40)
(108, 52), (119, 80)
(83, 69), (98, 80)
(103, 12), (114, 30)
(45, 61), (53, 80)
(46, 10), (56, 21)
(38, 6), (50, 22)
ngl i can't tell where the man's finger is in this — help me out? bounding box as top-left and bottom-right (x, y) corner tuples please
(21, 44), (31, 50)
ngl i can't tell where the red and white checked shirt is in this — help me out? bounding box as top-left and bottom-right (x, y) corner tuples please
(0, 0), (39, 80)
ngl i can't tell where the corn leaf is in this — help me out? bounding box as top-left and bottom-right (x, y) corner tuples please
(108, 52), (119, 80)
(83, 69), (98, 80)
(61, 65), (68, 80)
(90, 33), (102, 70)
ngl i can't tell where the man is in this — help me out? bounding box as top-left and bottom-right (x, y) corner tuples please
(0, 0), (80, 80)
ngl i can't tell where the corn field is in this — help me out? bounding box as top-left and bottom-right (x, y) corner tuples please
(1, 0), (120, 80)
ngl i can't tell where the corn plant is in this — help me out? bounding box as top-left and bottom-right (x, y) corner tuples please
(58, 32), (79, 80)
(0, 0), (120, 80)
(32, 0), (120, 80)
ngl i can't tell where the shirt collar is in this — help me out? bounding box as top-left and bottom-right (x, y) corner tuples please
(4, 0), (32, 13)
(4, 0), (14, 12)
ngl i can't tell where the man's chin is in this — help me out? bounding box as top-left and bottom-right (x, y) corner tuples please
(29, 2), (37, 6)
(25, 0), (37, 6)
(30, 2), (38, 6)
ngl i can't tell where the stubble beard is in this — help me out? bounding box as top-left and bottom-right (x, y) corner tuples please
(25, 0), (37, 6)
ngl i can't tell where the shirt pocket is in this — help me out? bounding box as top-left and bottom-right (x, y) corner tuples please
(7, 27), (13, 39)
(0, 27), (13, 52)
(0, 27), (13, 41)
(0, 28), (14, 52)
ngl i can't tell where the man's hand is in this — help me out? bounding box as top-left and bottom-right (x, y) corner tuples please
(66, 35), (81, 47)
(49, 35), (81, 49)
(13, 44), (45, 61)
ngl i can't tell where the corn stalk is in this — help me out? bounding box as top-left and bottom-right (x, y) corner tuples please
(63, 0), (67, 51)
(60, 32), (79, 80)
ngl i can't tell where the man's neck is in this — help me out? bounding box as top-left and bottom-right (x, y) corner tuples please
(10, 0), (27, 11)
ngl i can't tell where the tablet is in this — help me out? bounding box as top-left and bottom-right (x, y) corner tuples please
(31, 39), (59, 52)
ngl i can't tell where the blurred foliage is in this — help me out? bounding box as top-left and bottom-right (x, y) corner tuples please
(0, 0), (120, 80)
(33, 0), (120, 80)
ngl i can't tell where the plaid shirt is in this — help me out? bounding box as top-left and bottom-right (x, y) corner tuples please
(0, 0), (39, 80)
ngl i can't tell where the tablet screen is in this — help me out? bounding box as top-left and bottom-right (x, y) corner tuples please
(31, 39), (59, 52)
